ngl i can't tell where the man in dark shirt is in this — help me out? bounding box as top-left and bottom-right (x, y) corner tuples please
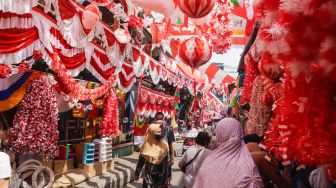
(154, 112), (175, 185)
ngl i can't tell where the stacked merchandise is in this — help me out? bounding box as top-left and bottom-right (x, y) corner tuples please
(82, 143), (95, 165)
(94, 138), (113, 162)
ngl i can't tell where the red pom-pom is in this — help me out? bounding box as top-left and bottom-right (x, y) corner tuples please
(0, 64), (11, 78)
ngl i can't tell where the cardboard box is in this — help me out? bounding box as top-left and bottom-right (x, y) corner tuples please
(102, 160), (114, 172)
(78, 162), (104, 177)
(41, 160), (53, 170)
(53, 159), (74, 174)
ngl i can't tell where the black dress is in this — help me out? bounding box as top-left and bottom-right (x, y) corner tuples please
(135, 155), (171, 188)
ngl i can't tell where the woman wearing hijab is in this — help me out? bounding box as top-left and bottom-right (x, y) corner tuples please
(194, 118), (263, 188)
(134, 124), (171, 188)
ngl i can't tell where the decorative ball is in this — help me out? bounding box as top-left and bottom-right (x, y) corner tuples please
(179, 37), (212, 68)
(179, 0), (215, 18)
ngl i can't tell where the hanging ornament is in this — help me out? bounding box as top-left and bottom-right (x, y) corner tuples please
(132, 0), (177, 18)
(8, 78), (59, 159)
(114, 28), (131, 43)
(81, 4), (100, 30)
(178, 37), (212, 68)
(0, 64), (11, 78)
(179, 0), (215, 18)
(100, 90), (120, 137)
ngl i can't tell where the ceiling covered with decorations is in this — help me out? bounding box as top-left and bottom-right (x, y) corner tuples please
(0, 0), (254, 97)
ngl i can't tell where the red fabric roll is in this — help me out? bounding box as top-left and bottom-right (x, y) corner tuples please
(0, 28), (39, 53)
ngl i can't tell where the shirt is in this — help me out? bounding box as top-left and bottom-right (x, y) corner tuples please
(162, 126), (175, 145)
(179, 146), (211, 188)
(0, 152), (11, 179)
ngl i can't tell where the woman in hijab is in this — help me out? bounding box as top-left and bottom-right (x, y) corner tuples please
(134, 124), (170, 188)
(194, 118), (263, 188)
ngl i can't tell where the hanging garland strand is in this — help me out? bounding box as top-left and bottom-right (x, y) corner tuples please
(8, 78), (59, 159)
(50, 53), (116, 101)
(100, 89), (120, 137)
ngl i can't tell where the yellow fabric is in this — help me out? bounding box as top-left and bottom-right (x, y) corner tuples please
(0, 72), (40, 112)
(140, 124), (168, 164)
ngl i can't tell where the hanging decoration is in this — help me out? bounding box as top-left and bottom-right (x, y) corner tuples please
(136, 86), (176, 118)
(178, 37), (212, 69)
(100, 89), (120, 137)
(81, 4), (101, 31)
(8, 78), (59, 159)
(245, 75), (272, 136)
(114, 28), (132, 43)
(249, 0), (336, 180)
(132, 0), (178, 18)
(0, 50), (42, 78)
(51, 53), (116, 101)
(179, 0), (215, 18)
(196, 0), (232, 54)
(240, 52), (258, 104)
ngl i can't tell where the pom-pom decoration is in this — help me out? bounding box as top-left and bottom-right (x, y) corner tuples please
(8, 78), (59, 159)
(100, 90), (120, 137)
(18, 61), (30, 73)
(0, 64), (12, 78)
(251, 0), (336, 179)
(81, 4), (100, 30)
(179, 0), (215, 18)
(178, 37), (212, 69)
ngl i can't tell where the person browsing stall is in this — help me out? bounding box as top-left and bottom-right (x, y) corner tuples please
(134, 124), (171, 188)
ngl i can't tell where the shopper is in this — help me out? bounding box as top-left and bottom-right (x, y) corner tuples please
(154, 112), (175, 165)
(134, 124), (170, 188)
(205, 126), (218, 150)
(246, 142), (291, 188)
(194, 118), (263, 188)
(178, 132), (212, 188)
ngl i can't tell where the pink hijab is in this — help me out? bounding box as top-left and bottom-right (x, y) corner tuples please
(193, 118), (263, 188)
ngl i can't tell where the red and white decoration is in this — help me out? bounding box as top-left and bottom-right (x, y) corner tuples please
(8, 78), (59, 159)
(179, 0), (215, 18)
(100, 89), (120, 137)
(136, 86), (175, 118)
(178, 37), (212, 69)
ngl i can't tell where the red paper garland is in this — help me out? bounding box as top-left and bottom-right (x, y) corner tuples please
(100, 90), (120, 137)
